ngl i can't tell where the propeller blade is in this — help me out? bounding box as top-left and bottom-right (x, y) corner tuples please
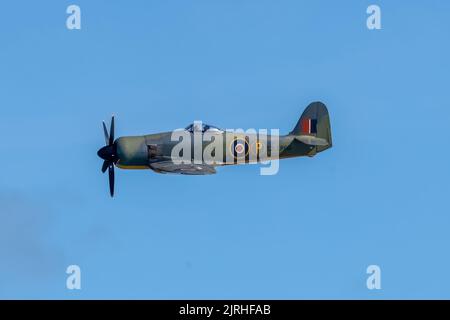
(108, 164), (115, 197)
(102, 121), (109, 145)
(99, 116), (117, 197)
(109, 116), (115, 146)
(101, 160), (109, 173)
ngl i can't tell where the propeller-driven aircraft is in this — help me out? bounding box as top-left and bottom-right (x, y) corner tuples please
(97, 101), (332, 196)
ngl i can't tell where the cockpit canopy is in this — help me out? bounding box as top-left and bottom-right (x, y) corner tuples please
(185, 123), (223, 133)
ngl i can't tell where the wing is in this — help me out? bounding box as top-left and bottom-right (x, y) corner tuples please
(149, 161), (217, 175)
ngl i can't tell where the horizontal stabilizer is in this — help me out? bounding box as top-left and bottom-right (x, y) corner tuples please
(295, 135), (329, 146)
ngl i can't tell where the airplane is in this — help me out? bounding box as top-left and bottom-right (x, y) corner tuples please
(97, 101), (332, 197)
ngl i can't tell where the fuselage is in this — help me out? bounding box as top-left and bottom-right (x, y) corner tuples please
(114, 131), (321, 170)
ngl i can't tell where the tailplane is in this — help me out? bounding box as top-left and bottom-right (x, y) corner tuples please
(290, 101), (332, 152)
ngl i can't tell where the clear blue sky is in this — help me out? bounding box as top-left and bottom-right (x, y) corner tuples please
(0, 0), (449, 299)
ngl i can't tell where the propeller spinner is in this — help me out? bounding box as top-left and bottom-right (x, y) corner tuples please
(97, 116), (118, 197)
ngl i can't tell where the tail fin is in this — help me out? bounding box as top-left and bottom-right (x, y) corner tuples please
(290, 101), (332, 152)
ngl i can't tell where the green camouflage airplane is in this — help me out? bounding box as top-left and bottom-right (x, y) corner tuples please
(97, 101), (332, 196)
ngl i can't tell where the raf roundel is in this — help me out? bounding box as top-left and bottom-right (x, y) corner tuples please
(235, 143), (244, 153)
(231, 138), (249, 158)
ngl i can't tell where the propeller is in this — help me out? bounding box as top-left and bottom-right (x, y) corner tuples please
(97, 116), (118, 197)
